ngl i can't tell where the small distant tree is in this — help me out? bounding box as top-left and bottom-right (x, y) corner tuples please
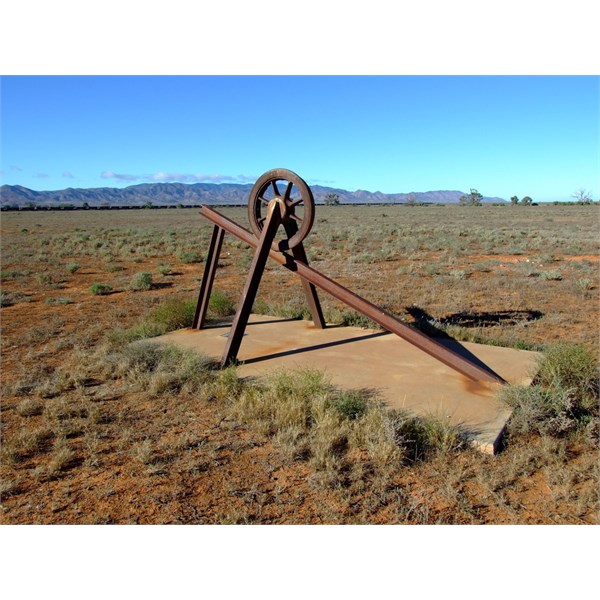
(324, 193), (340, 206)
(406, 193), (418, 206)
(459, 188), (483, 206)
(510, 196), (520, 205)
(572, 188), (593, 204)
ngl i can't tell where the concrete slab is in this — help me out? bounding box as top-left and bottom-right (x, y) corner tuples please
(152, 315), (542, 453)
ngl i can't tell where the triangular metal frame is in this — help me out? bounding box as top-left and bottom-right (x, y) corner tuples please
(194, 204), (506, 385)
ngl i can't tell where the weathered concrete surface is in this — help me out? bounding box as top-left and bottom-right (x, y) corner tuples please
(153, 315), (542, 453)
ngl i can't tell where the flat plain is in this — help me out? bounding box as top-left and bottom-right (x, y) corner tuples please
(1, 203), (598, 524)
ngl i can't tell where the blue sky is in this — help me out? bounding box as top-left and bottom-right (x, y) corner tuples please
(1, 76), (598, 202)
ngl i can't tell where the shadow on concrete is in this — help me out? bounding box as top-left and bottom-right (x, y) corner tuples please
(242, 330), (391, 365)
(404, 306), (506, 381)
(202, 317), (303, 329)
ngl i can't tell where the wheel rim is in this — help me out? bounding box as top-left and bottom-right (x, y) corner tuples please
(248, 168), (315, 250)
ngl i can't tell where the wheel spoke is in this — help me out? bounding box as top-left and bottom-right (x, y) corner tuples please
(290, 213), (302, 223)
(259, 196), (270, 206)
(271, 181), (280, 196)
(258, 216), (266, 224)
(284, 181), (293, 201)
(289, 197), (304, 208)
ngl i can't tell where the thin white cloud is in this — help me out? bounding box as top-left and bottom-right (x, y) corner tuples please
(34, 172), (49, 178)
(309, 178), (336, 185)
(100, 170), (256, 184)
(101, 170), (139, 181)
(10, 165), (23, 172)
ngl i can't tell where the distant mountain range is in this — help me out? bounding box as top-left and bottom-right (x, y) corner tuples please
(0, 182), (506, 208)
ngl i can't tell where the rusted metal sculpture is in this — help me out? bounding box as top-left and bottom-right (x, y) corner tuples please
(194, 168), (505, 385)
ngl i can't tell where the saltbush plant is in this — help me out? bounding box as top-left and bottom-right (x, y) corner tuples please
(130, 272), (153, 291)
(149, 299), (196, 330)
(66, 262), (79, 274)
(209, 290), (235, 317)
(502, 343), (599, 438)
(89, 283), (112, 296)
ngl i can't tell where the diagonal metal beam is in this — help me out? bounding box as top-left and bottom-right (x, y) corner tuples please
(199, 205), (506, 385)
(221, 202), (283, 366)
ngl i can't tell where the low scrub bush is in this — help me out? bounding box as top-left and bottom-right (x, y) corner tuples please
(209, 290), (235, 317)
(178, 251), (203, 264)
(149, 298), (196, 330)
(0, 291), (13, 307)
(536, 343), (599, 404)
(158, 262), (171, 275)
(1, 427), (53, 465)
(45, 296), (73, 305)
(227, 369), (466, 488)
(16, 398), (44, 417)
(89, 282), (112, 296)
(105, 321), (168, 349)
(104, 299), (196, 350)
(393, 414), (467, 462)
(107, 341), (213, 396)
(66, 262), (79, 274)
(253, 298), (310, 321)
(502, 343), (599, 438)
(129, 271), (153, 291)
(539, 270), (563, 281)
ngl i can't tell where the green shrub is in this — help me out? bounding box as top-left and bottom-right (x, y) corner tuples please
(0, 291), (13, 307)
(130, 272), (153, 291)
(158, 262), (171, 276)
(502, 343), (599, 437)
(149, 299), (196, 330)
(36, 272), (53, 286)
(575, 278), (593, 293)
(89, 283), (112, 296)
(502, 385), (579, 437)
(536, 344), (599, 406)
(112, 342), (213, 395)
(66, 262), (79, 274)
(209, 290), (235, 317)
(330, 390), (368, 420)
(539, 270), (563, 281)
(340, 310), (378, 329)
(106, 321), (168, 349)
(179, 251), (203, 264)
(394, 413), (466, 462)
(252, 298), (310, 321)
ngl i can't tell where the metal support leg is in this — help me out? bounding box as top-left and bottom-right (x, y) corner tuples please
(291, 243), (326, 329)
(282, 219), (326, 329)
(221, 205), (282, 366)
(193, 225), (225, 329)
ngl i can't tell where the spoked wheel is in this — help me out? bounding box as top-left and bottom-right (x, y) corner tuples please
(248, 168), (315, 251)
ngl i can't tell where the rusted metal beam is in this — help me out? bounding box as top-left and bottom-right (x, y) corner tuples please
(199, 205), (506, 385)
(193, 225), (225, 329)
(221, 203), (283, 366)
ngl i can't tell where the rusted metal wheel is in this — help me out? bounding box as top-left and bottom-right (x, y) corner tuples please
(248, 168), (315, 251)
